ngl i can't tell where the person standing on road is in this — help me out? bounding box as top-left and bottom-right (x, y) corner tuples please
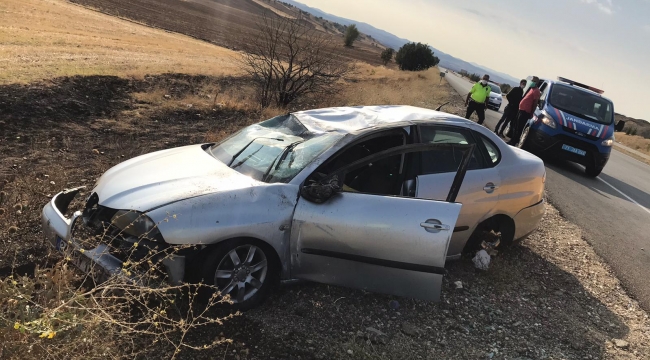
(465, 74), (492, 125)
(495, 79), (527, 137)
(508, 76), (541, 145)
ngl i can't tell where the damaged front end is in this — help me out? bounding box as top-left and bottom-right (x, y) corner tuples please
(42, 187), (190, 285)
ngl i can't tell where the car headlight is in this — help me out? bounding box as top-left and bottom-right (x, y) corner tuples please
(602, 136), (614, 147)
(111, 210), (161, 240)
(540, 112), (557, 129)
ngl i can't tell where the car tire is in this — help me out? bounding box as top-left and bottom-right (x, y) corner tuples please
(517, 125), (531, 151)
(199, 238), (278, 310)
(585, 164), (603, 178)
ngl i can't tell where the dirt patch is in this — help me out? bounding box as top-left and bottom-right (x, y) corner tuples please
(68, 0), (385, 66)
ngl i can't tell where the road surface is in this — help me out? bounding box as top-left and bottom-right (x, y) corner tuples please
(442, 69), (650, 311)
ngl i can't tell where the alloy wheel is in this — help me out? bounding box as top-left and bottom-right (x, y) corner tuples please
(214, 245), (268, 304)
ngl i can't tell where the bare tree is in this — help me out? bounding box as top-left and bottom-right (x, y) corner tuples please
(241, 13), (351, 108)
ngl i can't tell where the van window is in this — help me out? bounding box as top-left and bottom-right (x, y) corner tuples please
(549, 84), (614, 125)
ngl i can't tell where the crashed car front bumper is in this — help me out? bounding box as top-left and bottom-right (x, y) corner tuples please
(41, 188), (186, 285)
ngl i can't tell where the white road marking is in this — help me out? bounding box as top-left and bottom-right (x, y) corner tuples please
(597, 177), (650, 215)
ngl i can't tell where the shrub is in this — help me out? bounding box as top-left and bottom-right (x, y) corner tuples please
(242, 14), (351, 108)
(380, 48), (394, 66)
(395, 42), (440, 71)
(0, 212), (232, 359)
(469, 73), (481, 82)
(344, 24), (360, 47)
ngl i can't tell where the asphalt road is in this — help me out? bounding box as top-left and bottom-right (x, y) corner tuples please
(442, 69), (650, 311)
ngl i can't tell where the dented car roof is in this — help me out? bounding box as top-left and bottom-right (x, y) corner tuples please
(291, 105), (474, 134)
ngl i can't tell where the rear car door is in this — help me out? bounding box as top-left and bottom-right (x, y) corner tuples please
(414, 125), (502, 256)
(290, 144), (474, 301)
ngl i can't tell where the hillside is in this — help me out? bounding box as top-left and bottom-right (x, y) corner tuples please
(281, 0), (521, 85)
(616, 113), (650, 138)
(69, 0), (386, 65)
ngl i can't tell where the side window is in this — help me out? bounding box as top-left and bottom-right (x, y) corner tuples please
(540, 82), (550, 101)
(419, 126), (482, 174)
(314, 131), (408, 196)
(478, 134), (501, 166)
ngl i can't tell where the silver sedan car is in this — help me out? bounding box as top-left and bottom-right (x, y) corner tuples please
(42, 106), (545, 309)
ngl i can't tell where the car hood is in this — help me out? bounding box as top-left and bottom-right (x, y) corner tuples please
(490, 91), (502, 99)
(93, 144), (257, 212)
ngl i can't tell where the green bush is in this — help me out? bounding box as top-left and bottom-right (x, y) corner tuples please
(469, 73), (481, 82)
(380, 48), (394, 65)
(395, 42), (440, 71)
(344, 24), (360, 47)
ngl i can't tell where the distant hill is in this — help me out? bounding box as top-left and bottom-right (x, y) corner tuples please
(616, 113), (650, 138)
(282, 0), (521, 86)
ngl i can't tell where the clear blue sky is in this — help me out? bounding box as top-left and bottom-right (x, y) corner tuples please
(297, 0), (650, 120)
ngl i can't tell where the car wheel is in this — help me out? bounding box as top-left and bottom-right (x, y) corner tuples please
(200, 239), (278, 310)
(585, 164), (603, 178)
(517, 126), (531, 150)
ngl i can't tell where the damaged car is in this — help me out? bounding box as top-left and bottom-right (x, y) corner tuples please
(42, 105), (545, 309)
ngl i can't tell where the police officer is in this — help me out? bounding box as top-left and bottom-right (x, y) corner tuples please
(465, 74), (491, 125)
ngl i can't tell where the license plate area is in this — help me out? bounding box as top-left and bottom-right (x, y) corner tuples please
(56, 236), (110, 283)
(561, 144), (586, 156)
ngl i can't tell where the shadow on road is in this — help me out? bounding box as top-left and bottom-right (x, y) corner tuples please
(543, 156), (650, 210)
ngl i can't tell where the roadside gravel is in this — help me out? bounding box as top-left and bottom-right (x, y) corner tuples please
(185, 202), (650, 359)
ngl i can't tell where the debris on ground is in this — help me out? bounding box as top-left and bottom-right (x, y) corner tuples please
(472, 249), (491, 270)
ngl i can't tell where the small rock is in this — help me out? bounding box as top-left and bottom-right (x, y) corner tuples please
(401, 322), (420, 336)
(365, 327), (387, 344)
(100, 151), (105, 155)
(186, 104), (193, 108)
(486, 352), (494, 359)
(164, 94), (171, 99)
(13, 204), (23, 211)
(50, 181), (56, 185)
(44, 174), (49, 178)
(92, 149), (100, 155)
(347, 349), (353, 355)
(613, 339), (629, 349)
(8, 226), (18, 234)
(16, 210), (22, 215)
(454, 281), (463, 289)
(81, 179), (87, 182)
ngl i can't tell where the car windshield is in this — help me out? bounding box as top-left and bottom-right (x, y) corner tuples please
(489, 83), (501, 94)
(210, 115), (343, 183)
(549, 84), (614, 125)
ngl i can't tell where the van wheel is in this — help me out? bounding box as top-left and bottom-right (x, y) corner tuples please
(585, 164), (603, 177)
(200, 239), (278, 310)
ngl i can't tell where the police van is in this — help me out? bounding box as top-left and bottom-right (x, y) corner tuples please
(513, 77), (624, 177)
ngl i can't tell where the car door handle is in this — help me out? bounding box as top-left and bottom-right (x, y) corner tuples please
(420, 221), (450, 232)
(483, 182), (499, 193)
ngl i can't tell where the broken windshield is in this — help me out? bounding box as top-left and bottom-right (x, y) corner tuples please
(210, 115), (343, 183)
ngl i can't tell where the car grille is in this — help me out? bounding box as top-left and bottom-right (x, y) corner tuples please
(562, 126), (599, 141)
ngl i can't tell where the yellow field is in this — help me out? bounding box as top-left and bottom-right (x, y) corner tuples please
(0, 0), (243, 84)
(614, 132), (650, 164)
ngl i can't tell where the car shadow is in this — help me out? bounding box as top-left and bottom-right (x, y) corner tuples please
(543, 156), (650, 210)
(178, 245), (630, 360)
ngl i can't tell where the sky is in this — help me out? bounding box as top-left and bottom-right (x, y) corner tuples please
(295, 0), (650, 120)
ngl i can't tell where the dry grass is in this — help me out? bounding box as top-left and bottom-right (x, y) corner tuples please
(328, 64), (455, 111)
(615, 132), (650, 156)
(614, 132), (650, 165)
(0, 0), (243, 84)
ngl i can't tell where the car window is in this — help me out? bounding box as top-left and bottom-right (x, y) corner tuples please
(419, 126), (482, 174)
(479, 135), (500, 165)
(310, 131), (408, 196)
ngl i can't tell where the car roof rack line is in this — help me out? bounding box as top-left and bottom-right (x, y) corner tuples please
(557, 77), (604, 94)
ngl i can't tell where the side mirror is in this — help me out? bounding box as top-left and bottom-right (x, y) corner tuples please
(300, 174), (341, 204)
(615, 120), (625, 132)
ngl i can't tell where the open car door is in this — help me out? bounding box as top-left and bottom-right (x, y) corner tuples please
(290, 144), (475, 301)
